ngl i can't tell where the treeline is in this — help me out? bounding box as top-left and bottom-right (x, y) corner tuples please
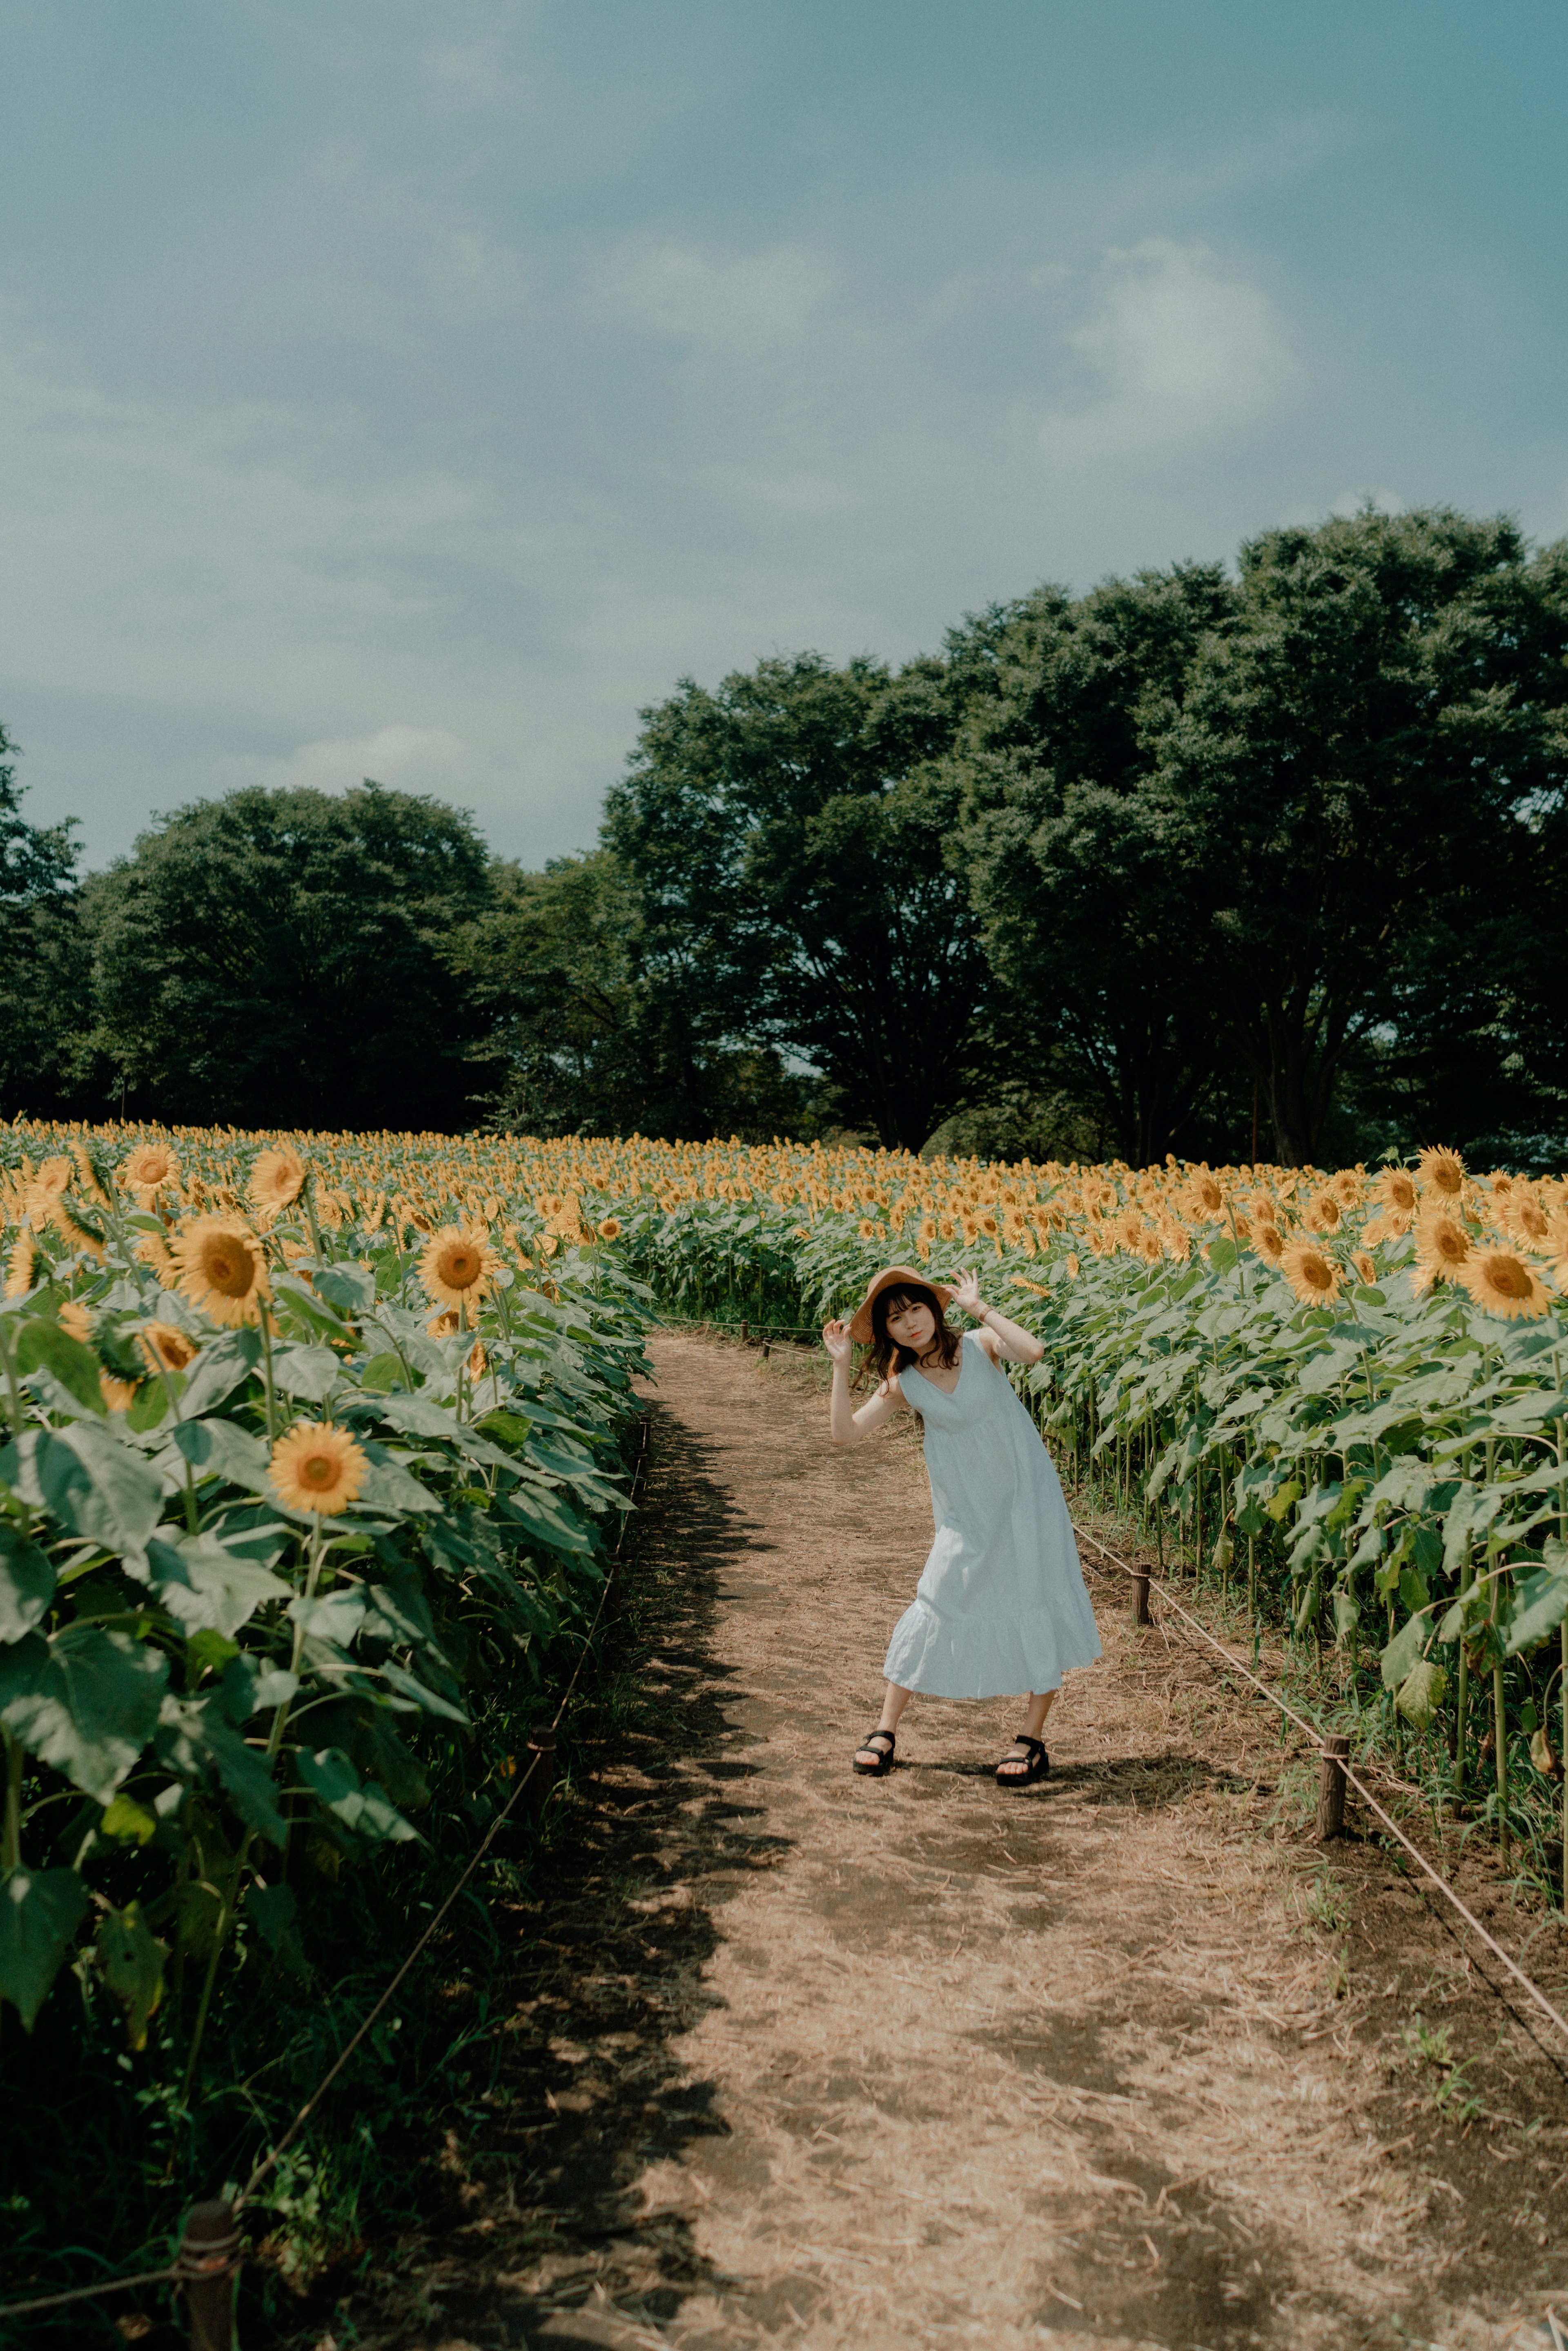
(5, 505), (1568, 1166)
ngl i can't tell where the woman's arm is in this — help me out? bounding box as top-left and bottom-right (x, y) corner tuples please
(823, 1320), (905, 1444)
(946, 1268), (1045, 1366)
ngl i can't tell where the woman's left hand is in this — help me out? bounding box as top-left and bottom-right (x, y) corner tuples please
(948, 1267), (986, 1319)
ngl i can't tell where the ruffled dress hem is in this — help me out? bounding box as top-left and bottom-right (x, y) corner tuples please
(882, 1593), (1100, 1700)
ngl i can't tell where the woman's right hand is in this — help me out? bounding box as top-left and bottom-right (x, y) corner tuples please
(822, 1318), (853, 1365)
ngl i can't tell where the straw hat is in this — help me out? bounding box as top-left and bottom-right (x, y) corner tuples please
(847, 1265), (953, 1345)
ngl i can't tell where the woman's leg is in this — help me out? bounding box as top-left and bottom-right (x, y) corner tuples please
(997, 1687), (1058, 1779)
(854, 1682), (913, 1769)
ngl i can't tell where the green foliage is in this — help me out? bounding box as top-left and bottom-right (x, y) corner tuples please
(954, 509), (1568, 1165)
(0, 724), (91, 1123)
(602, 650), (993, 1149)
(0, 1151), (646, 2311)
(83, 782), (499, 1129)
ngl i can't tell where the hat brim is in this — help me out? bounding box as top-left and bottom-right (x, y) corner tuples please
(847, 1266), (953, 1345)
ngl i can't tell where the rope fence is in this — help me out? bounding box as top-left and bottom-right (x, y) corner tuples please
(1069, 1511), (1568, 2055)
(0, 1411), (650, 2345)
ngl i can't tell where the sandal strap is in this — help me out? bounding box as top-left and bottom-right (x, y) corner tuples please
(859, 1728), (895, 1747)
(1004, 1736), (1045, 1756)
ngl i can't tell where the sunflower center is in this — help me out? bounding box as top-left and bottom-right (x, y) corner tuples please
(301, 1453), (338, 1488)
(1490, 1259), (1531, 1299)
(204, 1245), (254, 1296)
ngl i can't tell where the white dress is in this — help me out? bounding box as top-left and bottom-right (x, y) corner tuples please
(882, 1330), (1102, 1699)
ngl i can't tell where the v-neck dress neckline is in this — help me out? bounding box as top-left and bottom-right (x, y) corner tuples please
(902, 1344), (965, 1398)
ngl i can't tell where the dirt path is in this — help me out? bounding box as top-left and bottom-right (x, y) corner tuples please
(332, 1330), (1568, 2351)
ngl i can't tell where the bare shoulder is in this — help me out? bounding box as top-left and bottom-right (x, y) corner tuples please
(879, 1371), (909, 1407)
(975, 1328), (1004, 1362)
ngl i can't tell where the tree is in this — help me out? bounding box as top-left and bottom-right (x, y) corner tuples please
(0, 724), (94, 1119)
(603, 651), (991, 1150)
(86, 783), (498, 1130)
(955, 566), (1244, 1164)
(1154, 509), (1568, 1162)
(444, 849), (808, 1139)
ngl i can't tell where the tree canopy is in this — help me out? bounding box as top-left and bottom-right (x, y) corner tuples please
(5, 503), (1567, 1162)
(85, 783), (497, 1130)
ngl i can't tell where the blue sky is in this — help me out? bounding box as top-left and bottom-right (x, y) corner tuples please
(2, 0), (1565, 869)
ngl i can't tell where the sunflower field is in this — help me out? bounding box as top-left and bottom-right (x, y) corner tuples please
(0, 1125), (647, 2309)
(5, 1116), (1568, 2266)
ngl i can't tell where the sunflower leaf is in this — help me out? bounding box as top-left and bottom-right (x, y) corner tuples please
(0, 1525), (56, 1645)
(298, 1747), (419, 1845)
(0, 1866), (89, 2029)
(0, 1625), (168, 1801)
(15, 1320), (106, 1415)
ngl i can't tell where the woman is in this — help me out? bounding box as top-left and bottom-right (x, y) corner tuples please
(823, 1265), (1101, 1787)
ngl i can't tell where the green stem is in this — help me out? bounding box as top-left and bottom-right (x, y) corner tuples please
(0, 1325), (24, 1437)
(2, 1731), (22, 1873)
(180, 1826), (252, 2105)
(180, 1517), (325, 2101)
(258, 1307), (278, 1444)
(1456, 1539), (1472, 1795)
(303, 1172), (327, 1263)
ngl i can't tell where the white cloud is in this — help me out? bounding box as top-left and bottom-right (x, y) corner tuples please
(215, 724), (469, 798)
(598, 237), (830, 357)
(1042, 239), (1291, 457)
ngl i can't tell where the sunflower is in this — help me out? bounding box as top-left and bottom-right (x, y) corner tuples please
(420, 1224), (499, 1309)
(139, 1320), (200, 1375)
(1411, 1210), (1470, 1296)
(1065, 1252), (1081, 1279)
(1503, 1188), (1552, 1248)
(1279, 1238), (1343, 1306)
(249, 1145), (307, 1222)
(1187, 1171), (1225, 1218)
(1352, 1248), (1378, 1287)
(1250, 1218), (1287, 1268)
(1330, 1169), (1365, 1208)
(270, 1420), (368, 1515)
(120, 1142), (180, 1198)
(4, 1229), (35, 1299)
(174, 1216), (270, 1326)
(1460, 1248), (1552, 1321)
(134, 1230), (179, 1283)
(1303, 1190), (1343, 1233)
(857, 1217), (880, 1240)
(596, 1216), (622, 1241)
(59, 1299), (92, 1343)
(1371, 1166), (1418, 1221)
(1417, 1145), (1466, 1200)
(22, 1154), (62, 1212)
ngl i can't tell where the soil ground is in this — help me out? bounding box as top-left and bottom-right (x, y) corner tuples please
(317, 1329), (1568, 2351)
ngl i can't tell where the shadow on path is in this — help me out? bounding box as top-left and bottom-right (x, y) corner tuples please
(303, 1395), (790, 2348)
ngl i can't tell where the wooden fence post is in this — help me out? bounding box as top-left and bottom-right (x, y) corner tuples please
(1131, 1571), (1152, 1627)
(179, 2199), (238, 2351)
(1317, 1735), (1350, 1841)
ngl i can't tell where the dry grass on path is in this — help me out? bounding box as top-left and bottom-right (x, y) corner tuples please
(312, 1330), (1568, 2351)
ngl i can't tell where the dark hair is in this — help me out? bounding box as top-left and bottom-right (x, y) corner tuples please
(858, 1281), (962, 1393)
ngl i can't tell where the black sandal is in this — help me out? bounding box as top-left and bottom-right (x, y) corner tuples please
(996, 1734), (1049, 1789)
(853, 1728), (896, 1776)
